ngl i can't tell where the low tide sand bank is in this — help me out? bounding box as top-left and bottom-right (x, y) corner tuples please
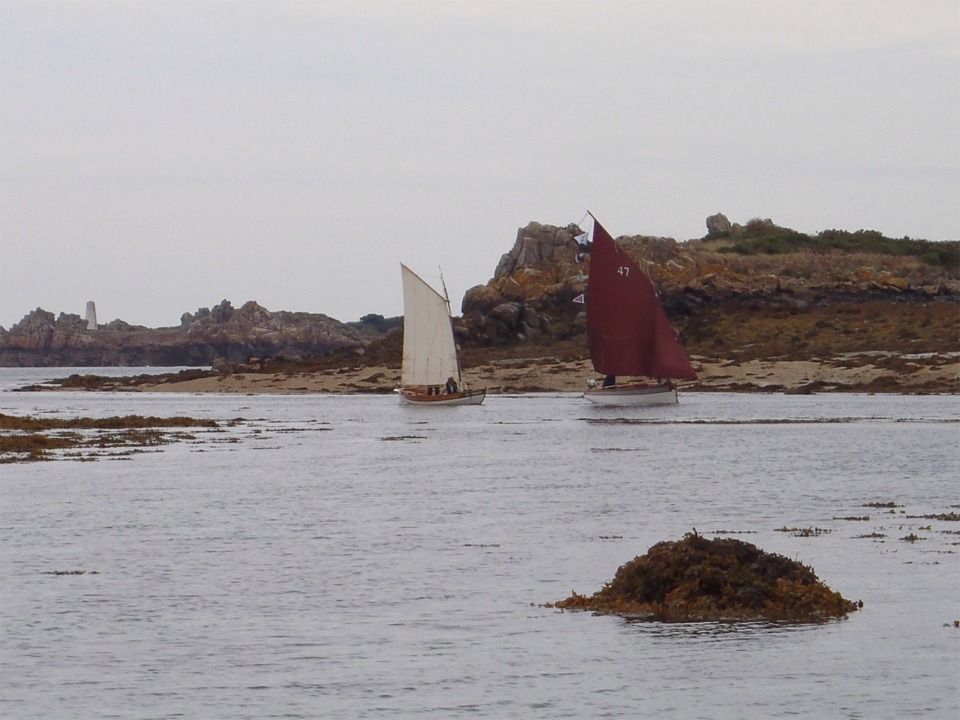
(131, 354), (958, 395)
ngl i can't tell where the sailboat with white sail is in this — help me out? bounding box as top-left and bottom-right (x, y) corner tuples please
(399, 264), (486, 405)
(582, 214), (698, 405)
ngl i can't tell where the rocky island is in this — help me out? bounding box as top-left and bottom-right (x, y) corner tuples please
(3, 213), (957, 394)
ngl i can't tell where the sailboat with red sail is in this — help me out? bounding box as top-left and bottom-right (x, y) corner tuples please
(582, 213), (697, 405)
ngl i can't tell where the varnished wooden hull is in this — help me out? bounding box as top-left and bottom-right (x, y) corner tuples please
(399, 387), (487, 406)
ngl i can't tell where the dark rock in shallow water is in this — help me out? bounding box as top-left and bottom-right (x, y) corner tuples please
(549, 532), (860, 622)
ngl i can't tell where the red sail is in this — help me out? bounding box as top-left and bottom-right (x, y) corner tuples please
(586, 217), (698, 380)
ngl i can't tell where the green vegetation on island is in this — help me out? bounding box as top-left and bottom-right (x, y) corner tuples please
(711, 219), (958, 270)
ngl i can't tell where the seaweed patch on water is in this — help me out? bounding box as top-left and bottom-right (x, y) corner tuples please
(16, 368), (216, 392)
(710, 529), (759, 535)
(0, 413), (220, 463)
(906, 512), (960, 522)
(273, 426), (334, 433)
(545, 532), (859, 623)
(839, 502), (960, 553)
(775, 526), (832, 537)
(379, 435), (427, 441)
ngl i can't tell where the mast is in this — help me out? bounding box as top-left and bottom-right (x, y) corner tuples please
(438, 266), (464, 384)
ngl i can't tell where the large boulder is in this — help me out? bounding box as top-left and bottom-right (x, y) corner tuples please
(461, 284), (506, 316)
(494, 221), (582, 280)
(706, 212), (732, 235)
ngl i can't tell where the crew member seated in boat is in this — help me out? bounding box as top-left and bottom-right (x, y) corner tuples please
(445, 376), (458, 394)
(603, 375), (616, 387)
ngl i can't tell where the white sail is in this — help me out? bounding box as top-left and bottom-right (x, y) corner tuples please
(400, 264), (460, 387)
(85, 301), (98, 331)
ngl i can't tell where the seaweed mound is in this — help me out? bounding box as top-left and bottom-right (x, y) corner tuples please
(551, 532), (860, 622)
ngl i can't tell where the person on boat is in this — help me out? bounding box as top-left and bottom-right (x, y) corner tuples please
(602, 375), (616, 387)
(445, 376), (459, 394)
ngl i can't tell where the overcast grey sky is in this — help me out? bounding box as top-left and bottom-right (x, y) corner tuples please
(1, 0), (957, 329)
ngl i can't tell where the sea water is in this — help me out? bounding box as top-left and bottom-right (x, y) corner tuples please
(1, 368), (958, 719)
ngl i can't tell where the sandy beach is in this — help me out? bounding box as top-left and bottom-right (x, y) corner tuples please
(130, 354), (958, 395)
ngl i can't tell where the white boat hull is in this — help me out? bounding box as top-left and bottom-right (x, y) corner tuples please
(399, 388), (486, 406)
(583, 383), (678, 405)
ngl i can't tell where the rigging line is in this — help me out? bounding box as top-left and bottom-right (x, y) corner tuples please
(438, 264), (464, 384)
(438, 265), (450, 303)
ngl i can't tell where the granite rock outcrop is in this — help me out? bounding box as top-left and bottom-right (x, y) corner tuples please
(458, 215), (959, 356)
(3, 213), (957, 368)
(461, 221), (588, 344)
(0, 300), (378, 367)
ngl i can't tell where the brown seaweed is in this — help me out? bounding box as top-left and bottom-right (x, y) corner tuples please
(0, 413), (219, 462)
(548, 532), (860, 623)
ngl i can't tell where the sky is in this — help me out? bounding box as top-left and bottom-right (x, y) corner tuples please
(1, 0), (957, 330)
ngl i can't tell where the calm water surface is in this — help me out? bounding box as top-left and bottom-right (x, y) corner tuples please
(1, 369), (958, 719)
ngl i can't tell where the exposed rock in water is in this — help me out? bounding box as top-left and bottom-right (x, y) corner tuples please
(549, 532), (860, 622)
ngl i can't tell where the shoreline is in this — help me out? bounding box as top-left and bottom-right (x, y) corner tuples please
(30, 355), (958, 395)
